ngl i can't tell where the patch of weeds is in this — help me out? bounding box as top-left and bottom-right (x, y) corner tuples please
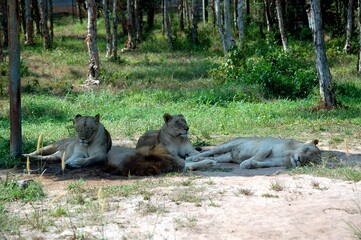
(170, 186), (206, 204)
(0, 203), (25, 235)
(261, 193), (279, 198)
(66, 178), (86, 194)
(50, 207), (68, 217)
(236, 188), (254, 196)
(269, 179), (284, 192)
(174, 215), (198, 230)
(136, 201), (167, 215)
(25, 203), (53, 232)
(0, 178), (45, 203)
(208, 197), (221, 207)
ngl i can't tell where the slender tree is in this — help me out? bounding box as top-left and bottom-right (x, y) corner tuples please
(164, 0), (173, 49)
(264, 0), (273, 32)
(135, 0), (142, 42)
(309, 0), (337, 109)
(215, 0), (227, 54)
(85, 0), (100, 84)
(8, 0), (22, 157)
(357, 0), (361, 74)
(237, 0), (244, 46)
(24, 0), (33, 44)
(49, 0), (54, 42)
(179, 0), (185, 32)
(77, 0), (84, 24)
(191, 0), (199, 44)
(112, 0), (119, 58)
(224, 0), (235, 49)
(38, 0), (51, 49)
(120, 0), (128, 35)
(125, 0), (135, 49)
(275, 0), (288, 52)
(103, 0), (112, 58)
(344, 0), (354, 53)
(0, 17), (3, 62)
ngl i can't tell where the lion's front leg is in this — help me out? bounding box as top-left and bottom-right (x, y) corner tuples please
(65, 153), (108, 168)
(184, 159), (218, 171)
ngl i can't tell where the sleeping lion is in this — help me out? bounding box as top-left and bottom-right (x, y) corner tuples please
(186, 137), (321, 169)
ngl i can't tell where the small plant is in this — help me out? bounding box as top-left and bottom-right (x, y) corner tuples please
(261, 193), (279, 198)
(50, 207), (68, 217)
(311, 179), (328, 191)
(174, 215), (198, 230)
(236, 188), (254, 196)
(269, 180), (284, 192)
(66, 178), (86, 194)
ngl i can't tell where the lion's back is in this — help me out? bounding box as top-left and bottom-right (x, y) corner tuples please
(136, 130), (160, 148)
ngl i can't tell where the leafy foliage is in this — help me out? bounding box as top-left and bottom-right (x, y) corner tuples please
(211, 42), (318, 100)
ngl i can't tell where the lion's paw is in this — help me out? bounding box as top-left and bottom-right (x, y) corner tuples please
(65, 158), (86, 169)
(240, 160), (252, 169)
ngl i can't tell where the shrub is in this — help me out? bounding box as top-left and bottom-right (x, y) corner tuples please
(212, 45), (318, 100)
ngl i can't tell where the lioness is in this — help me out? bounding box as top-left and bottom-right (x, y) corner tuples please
(24, 114), (112, 168)
(107, 144), (216, 176)
(136, 113), (200, 159)
(186, 137), (321, 169)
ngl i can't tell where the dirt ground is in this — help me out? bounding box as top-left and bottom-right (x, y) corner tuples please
(1, 141), (361, 240)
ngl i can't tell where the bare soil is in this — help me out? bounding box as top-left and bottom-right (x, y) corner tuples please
(1, 141), (361, 240)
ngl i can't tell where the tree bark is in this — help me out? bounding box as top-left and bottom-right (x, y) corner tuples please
(0, 17), (3, 62)
(77, 0), (84, 24)
(85, 0), (100, 83)
(8, 0), (22, 157)
(103, 0), (112, 58)
(237, 0), (244, 46)
(185, 0), (191, 31)
(344, 0), (354, 53)
(119, 0), (127, 35)
(31, 0), (40, 35)
(164, 0), (173, 49)
(112, 0), (119, 58)
(49, 0), (54, 42)
(264, 0), (273, 32)
(224, 0), (236, 49)
(135, 0), (142, 42)
(38, 0), (51, 49)
(125, 0), (135, 49)
(179, 0), (185, 32)
(357, 0), (361, 72)
(215, 0), (227, 54)
(24, 0), (33, 45)
(191, 0), (199, 44)
(275, 0), (288, 52)
(309, 0), (337, 109)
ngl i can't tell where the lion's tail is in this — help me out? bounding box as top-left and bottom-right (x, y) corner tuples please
(120, 144), (184, 176)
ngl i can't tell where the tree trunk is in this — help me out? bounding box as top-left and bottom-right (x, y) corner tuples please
(309, 0), (337, 109)
(112, 0), (119, 58)
(135, 0), (142, 42)
(180, 0), (185, 32)
(264, 0), (273, 32)
(357, 0), (361, 72)
(85, 0), (100, 84)
(31, 0), (40, 35)
(103, 0), (112, 58)
(8, 0), (22, 157)
(0, 17), (4, 62)
(185, 0), (191, 31)
(24, 0), (33, 45)
(344, 0), (354, 53)
(38, 0), (51, 49)
(275, 0), (288, 52)
(77, 0), (84, 24)
(164, 0), (173, 49)
(215, 0), (227, 54)
(49, 0), (54, 42)
(191, 0), (199, 44)
(224, 0), (236, 49)
(119, 0), (127, 35)
(125, 0), (135, 49)
(237, 0), (244, 46)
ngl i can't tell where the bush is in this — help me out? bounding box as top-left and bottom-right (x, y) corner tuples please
(212, 45), (318, 100)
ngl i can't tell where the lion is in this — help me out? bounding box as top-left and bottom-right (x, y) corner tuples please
(186, 137), (321, 169)
(136, 113), (200, 159)
(104, 113), (217, 176)
(107, 144), (216, 176)
(24, 114), (112, 169)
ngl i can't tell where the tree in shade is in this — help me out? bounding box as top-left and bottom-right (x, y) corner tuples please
(8, 0), (22, 157)
(308, 0), (337, 109)
(85, 0), (100, 84)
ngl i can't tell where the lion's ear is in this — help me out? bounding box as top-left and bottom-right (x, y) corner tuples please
(163, 113), (172, 123)
(309, 139), (319, 145)
(95, 114), (100, 122)
(73, 114), (82, 125)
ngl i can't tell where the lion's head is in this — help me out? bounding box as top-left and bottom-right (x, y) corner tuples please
(163, 113), (190, 138)
(74, 114), (100, 145)
(294, 139), (322, 166)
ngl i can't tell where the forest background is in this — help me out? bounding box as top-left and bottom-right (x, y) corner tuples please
(0, 0), (360, 169)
